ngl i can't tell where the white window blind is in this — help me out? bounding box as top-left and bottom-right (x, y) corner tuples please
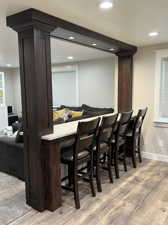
(52, 66), (79, 107)
(159, 58), (168, 119)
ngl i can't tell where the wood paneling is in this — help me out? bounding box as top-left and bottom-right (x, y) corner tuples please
(118, 54), (133, 112)
(13, 25), (54, 211)
(42, 141), (62, 211)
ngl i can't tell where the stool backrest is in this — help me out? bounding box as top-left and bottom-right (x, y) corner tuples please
(133, 107), (148, 136)
(97, 114), (118, 145)
(116, 111), (133, 146)
(74, 118), (100, 160)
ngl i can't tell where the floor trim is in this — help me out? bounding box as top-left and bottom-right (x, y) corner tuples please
(143, 151), (168, 163)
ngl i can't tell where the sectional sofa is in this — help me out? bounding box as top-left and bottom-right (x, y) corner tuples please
(0, 104), (114, 180)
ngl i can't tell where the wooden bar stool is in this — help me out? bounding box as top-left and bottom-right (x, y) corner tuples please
(126, 108), (148, 168)
(60, 118), (100, 209)
(94, 114), (118, 192)
(112, 111), (133, 179)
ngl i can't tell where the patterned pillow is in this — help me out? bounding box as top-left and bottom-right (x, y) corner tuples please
(53, 109), (65, 121)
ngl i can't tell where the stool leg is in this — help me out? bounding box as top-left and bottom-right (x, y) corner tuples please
(89, 155), (96, 197)
(123, 145), (127, 172)
(138, 135), (142, 163)
(132, 139), (137, 168)
(95, 153), (102, 192)
(114, 147), (120, 179)
(108, 148), (113, 183)
(73, 165), (80, 209)
(68, 163), (73, 186)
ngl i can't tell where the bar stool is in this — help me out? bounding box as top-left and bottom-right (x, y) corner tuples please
(60, 118), (100, 209)
(94, 114), (118, 192)
(126, 108), (148, 168)
(112, 111), (133, 179)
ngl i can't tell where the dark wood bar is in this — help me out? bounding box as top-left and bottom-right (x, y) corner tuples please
(6, 8), (137, 211)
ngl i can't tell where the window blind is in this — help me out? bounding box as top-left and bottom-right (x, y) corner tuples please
(52, 71), (78, 107)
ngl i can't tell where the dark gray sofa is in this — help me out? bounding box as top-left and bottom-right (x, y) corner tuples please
(0, 136), (24, 180)
(0, 104), (114, 180)
(53, 104), (114, 124)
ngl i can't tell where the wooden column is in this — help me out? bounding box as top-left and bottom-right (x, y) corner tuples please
(7, 12), (55, 211)
(117, 52), (134, 112)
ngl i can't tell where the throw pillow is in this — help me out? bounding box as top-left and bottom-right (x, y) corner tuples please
(61, 108), (72, 121)
(71, 110), (83, 118)
(53, 109), (65, 121)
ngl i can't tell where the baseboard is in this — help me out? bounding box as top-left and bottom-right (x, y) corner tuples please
(143, 152), (168, 163)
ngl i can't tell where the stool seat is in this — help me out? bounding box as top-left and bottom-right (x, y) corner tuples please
(61, 146), (90, 163)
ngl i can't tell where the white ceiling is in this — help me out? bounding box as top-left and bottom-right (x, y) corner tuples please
(0, 0), (168, 67)
(50, 39), (113, 65)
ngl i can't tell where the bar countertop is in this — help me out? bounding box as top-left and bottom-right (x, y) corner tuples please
(42, 113), (114, 141)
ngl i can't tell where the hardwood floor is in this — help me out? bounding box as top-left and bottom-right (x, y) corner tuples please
(4, 159), (168, 225)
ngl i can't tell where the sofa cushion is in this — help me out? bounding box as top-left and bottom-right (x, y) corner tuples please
(66, 115), (90, 122)
(82, 104), (114, 113)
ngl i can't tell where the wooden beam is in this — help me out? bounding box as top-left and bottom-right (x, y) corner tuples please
(117, 53), (134, 112)
(7, 8), (137, 55)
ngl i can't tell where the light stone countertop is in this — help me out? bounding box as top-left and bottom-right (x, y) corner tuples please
(42, 113), (114, 141)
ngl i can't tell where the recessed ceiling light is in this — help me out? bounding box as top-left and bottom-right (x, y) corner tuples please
(109, 48), (115, 51)
(67, 56), (74, 60)
(149, 32), (159, 37)
(99, 1), (113, 9)
(68, 36), (75, 40)
(6, 64), (12, 67)
(92, 43), (97, 46)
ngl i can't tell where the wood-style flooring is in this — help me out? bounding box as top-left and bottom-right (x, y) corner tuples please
(5, 159), (168, 225)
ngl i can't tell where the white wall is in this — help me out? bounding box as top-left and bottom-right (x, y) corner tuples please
(52, 57), (115, 108)
(1, 56), (115, 117)
(0, 67), (22, 115)
(133, 43), (168, 157)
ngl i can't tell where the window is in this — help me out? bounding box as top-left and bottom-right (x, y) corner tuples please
(155, 49), (168, 123)
(52, 65), (79, 107)
(0, 72), (5, 106)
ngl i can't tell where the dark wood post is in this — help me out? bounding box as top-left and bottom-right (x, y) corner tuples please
(7, 11), (55, 211)
(117, 52), (134, 112)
